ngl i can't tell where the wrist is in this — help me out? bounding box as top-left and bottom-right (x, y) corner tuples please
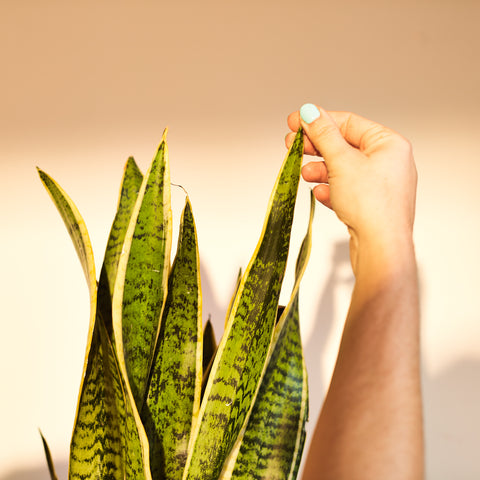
(350, 228), (416, 279)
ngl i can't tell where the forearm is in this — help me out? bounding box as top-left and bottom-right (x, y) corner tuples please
(303, 235), (423, 480)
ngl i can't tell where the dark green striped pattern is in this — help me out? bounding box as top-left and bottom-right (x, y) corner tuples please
(183, 129), (304, 480)
(98, 157), (143, 339)
(142, 199), (202, 480)
(69, 320), (149, 480)
(228, 191), (314, 480)
(121, 140), (172, 408)
(230, 295), (307, 480)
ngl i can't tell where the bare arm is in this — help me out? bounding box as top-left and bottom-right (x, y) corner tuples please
(286, 105), (424, 480)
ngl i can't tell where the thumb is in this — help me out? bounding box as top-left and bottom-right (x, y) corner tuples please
(299, 104), (353, 165)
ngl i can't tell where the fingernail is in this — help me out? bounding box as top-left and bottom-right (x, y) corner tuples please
(300, 103), (321, 124)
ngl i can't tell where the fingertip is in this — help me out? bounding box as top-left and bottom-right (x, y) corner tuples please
(300, 103), (321, 124)
(301, 161), (326, 181)
(287, 111), (301, 132)
(312, 184), (333, 210)
(285, 131), (295, 149)
(299, 105), (352, 161)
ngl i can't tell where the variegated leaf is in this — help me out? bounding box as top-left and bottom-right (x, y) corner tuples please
(113, 131), (173, 408)
(37, 169), (96, 297)
(182, 128), (304, 480)
(224, 191), (315, 480)
(69, 319), (151, 480)
(142, 198), (202, 480)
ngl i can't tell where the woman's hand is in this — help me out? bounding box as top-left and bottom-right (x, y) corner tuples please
(286, 105), (417, 273)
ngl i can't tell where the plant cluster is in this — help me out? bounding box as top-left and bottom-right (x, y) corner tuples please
(39, 127), (313, 480)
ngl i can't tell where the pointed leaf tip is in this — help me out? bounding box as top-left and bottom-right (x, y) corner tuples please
(160, 127), (169, 146)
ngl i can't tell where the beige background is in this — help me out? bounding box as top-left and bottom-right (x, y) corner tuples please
(1, 1), (479, 478)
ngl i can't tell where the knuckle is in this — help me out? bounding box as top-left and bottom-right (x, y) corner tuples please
(313, 122), (341, 140)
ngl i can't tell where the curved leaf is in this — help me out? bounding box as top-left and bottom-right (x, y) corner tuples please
(183, 128), (304, 480)
(37, 169), (96, 296)
(142, 198), (203, 480)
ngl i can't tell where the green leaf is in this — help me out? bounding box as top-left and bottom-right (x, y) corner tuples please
(69, 319), (152, 480)
(202, 318), (217, 378)
(113, 131), (173, 408)
(98, 157), (143, 339)
(37, 169), (96, 296)
(183, 128), (304, 480)
(224, 190), (315, 480)
(201, 318), (218, 400)
(142, 198), (203, 480)
(40, 431), (59, 480)
(39, 169), (151, 480)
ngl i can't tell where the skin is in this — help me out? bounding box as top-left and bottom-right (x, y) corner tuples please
(285, 107), (424, 480)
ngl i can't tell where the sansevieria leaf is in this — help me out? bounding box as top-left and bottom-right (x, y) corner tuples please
(202, 318), (217, 380)
(224, 190), (315, 480)
(183, 128), (304, 480)
(142, 198), (203, 480)
(97, 157), (143, 339)
(37, 169), (96, 297)
(38, 170), (151, 480)
(69, 317), (151, 480)
(113, 131), (173, 408)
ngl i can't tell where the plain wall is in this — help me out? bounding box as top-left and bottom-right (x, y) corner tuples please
(1, 1), (479, 478)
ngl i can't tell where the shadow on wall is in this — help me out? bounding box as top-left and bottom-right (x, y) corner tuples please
(301, 241), (480, 480)
(423, 358), (480, 480)
(4, 246), (479, 480)
(199, 261), (229, 339)
(303, 240), (353, 420)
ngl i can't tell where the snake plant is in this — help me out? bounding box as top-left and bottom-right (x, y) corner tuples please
(38, 127), (314, 480)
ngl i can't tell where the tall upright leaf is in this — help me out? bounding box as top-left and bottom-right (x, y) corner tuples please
(182, 129), (304, 480)
(224, 191), (315, 480)
(142, 198), (203, 480)
(97, 157), (143, 339)
(38, 170), (151, 480)
(113, 131), (173, 408)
